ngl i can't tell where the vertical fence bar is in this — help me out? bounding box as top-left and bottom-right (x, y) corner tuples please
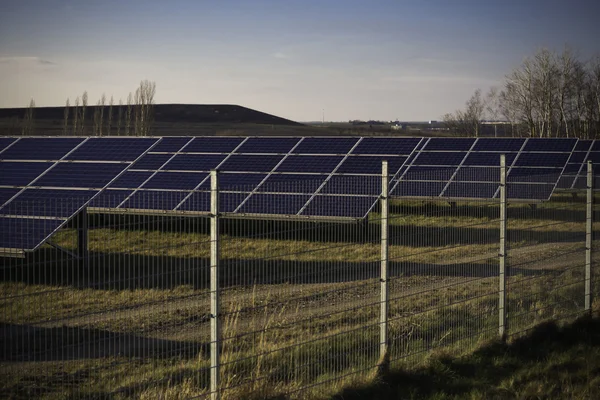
(210, 169), (221, 400)
(380, 160), (389, 369)
(499, 154), (507, 339)
(586, 160), (593, 313)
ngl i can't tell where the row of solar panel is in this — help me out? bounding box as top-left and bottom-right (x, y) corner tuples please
(556, 139), (600, 189)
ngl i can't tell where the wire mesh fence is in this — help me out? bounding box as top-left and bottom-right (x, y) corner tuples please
(1, 162), (599, 399)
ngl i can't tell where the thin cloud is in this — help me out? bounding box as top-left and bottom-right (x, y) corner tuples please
(0, 56), (56, 66)
(272, 52), (290, 60)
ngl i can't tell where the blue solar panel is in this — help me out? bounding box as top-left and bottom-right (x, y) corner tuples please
(586, 152), (600, 163)
(0, 162), (53, 186)
(575, 140), (594, 152)
(236, 137), (301, 153)
(401, 166), (457, 181)
(178, 191), (249, 213)
(567, 152), (588, 163)
(109, 171), (154, 188)
(292, 138), (359, 154)
(142, 172), (208, 190)
(443, 182), (499, 199)
(131, 154), (172, 170)
(66, 138), (157, 161)
(0, 137), (17, 153)
(301, 195), (377, 218)
(258, 174), (326, 193)
(0, 217), (65, 251)
(197, 173), (268, 191)
(185, 137), (244, 153)
(413, 152), (467, 166)
(556, 176), (577, 189)
(0, 188), (20, 206)
(351, 137), (421, 155)
(515, 152), (570, 167)
(35, 163), (127, 188)
(120, 190), (189, 211)
(454, 167), (499, 182)
(336, 156), (407, 174)
(562, 164), (582, 174)
(320, 175), (381, 195)
(415, 138), (427, 150)
(0, 138), (84, 160)
(219, 154), (284, 172)
(275, 155), (344, 173)
(151, 137), (192, 152)
(591, 141), (600, 152)
(522, 138), (576, 152)
(163, 154), (227, 171)
(472, 138), (525, 152)
(422, 138), (475, 151)
(90, 189), (134, 208)
(1, 189), (98, 217)
(391, 181), (446, 197)
(506, 184), (554, 200)
(462, 152), (517, 166)
(238, 193), (311, 215)
(508, 168), (561, 183)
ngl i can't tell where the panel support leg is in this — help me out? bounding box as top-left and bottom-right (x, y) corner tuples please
(499, 155), (507, 340)
(586, 161), (593, 313)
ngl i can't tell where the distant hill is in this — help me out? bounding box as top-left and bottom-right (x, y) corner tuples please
(0, 103), (302, 126)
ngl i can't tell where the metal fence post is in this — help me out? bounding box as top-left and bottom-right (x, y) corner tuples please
(586, 161), (593, 313)
(210, 169), (221, 400)
(380, 160), (389, 369)
(78, 207), (88, 268)
(499, 154), (507, 340)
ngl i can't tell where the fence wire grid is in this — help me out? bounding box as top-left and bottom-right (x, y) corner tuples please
(1, 161), (599, 400)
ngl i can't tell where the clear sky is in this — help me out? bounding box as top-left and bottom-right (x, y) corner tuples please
(1, 0), (598, 122)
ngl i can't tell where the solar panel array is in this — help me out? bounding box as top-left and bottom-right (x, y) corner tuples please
(0, 137), (160, 251)
(556, 139), (600, 190)
(393, 137), (577, 201)
(0, 135), (585, 253)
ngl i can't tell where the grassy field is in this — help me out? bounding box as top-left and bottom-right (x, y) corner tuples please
(1, 195), (599, 399)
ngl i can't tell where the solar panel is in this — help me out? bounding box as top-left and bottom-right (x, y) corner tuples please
(275, 155), (344, 173)
(236, 137), (300, 154)
(392, 181), (448, 197)
(507, 168), (562, 183)
(0, 137), (17, 153)
(443, 182), (499, 199)
(507, 184), (554, 200)
(151, 137), (192, 152)
(320, 175), (381, 195)
(351, 137), (421, 155)
(120, 190), (190, 211)
(66, 138), (158, 161)
(109, 171), (155, 188)
(292, 137), (359, 154)
(1, 138), (84, 160)
(0, 217), (65, 251)
(142, 172), (208, 190)
(574, 140), (593, 152)
(257, 174), (326, 194)
(90, 189), (134, 208)
(1, 189), (98, 218)
(413, 152), (467, 166)
(462, 152), (517, 166)
(238, 193), (311, 215)
(219, 154), (284, 172)
(522, 138), (577, 152)
(162, 154), (227, 171)
(197, 173), (268, 191)
(472, 138), (525, 152)
(131, 154), (173, 170)
(336, 156), (407, 175)
(422, 138), (475, 151)
(301, 195), (378, 218)
(178, 191), (249, 213)
(184, 137), (244, 153)
(34, 163), (127, 188)
(454, 167), (499, 182)
(0, 188), (20, 206)
(514, 152), (570, 167)
(401, 166), (457, 181)
(0, 162), (54, 186)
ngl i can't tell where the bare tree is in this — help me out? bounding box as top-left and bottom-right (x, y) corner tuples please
(107, 96), (114, 136)
(443, 89), (485, 137)
(99, 93), (106, 136)
(485, 87), (501, 137)
(63, 98), (70, 136)
(22, 98), (35, 135)
(126, 93), (133, 136)
(93, 100), (101, 136)
(117, 99), (123, 136)
(81, 91), (88, 135)
(73, 96), (80, 135)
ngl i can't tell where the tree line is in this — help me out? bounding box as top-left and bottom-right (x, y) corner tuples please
(20, 80), (156, 136)
(444, 48), (600, 138)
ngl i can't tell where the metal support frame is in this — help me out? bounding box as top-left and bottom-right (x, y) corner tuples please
(380, 161), (389, 369)
(499, 154), (507, 340)
(586, 161), (593, 313)
(77, 208), (88, 268)
(210, 170), (221, 400)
